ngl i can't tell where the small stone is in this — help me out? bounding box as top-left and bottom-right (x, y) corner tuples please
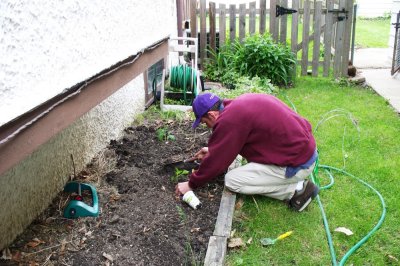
(349, 75), (366, 84)
(109, 215), (120, 224)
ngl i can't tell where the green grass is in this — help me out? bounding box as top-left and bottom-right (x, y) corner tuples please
(225, 77), (400, 265)
(354, 17), (391, 48)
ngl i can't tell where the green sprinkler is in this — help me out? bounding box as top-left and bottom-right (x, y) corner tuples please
(63, 182), (99, 219)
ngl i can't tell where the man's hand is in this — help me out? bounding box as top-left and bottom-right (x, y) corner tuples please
(175, 181), (192, 197)
(194, 147), (209, 161)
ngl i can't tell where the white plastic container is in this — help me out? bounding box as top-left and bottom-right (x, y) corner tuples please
(182, 191), (202, 209)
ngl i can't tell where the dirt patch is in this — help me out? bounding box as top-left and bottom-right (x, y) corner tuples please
(1, 116), (225, 265)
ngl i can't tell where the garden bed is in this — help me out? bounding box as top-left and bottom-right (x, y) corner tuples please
(1, 115), (225, 265)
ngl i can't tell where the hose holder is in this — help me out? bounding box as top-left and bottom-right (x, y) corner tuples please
(63, 182), (99, 219)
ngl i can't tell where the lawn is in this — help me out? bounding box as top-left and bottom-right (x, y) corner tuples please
(224, 77), (400, 265)
(355, 17), (391, 48)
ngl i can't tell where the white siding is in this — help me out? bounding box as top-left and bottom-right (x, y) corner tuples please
(0, 0), (176, 250)
(357, 0), (393, 18)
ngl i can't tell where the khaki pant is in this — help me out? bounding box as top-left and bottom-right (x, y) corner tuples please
(225, 161), (315, 201)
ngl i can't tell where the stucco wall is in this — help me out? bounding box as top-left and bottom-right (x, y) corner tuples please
(0, 0), (176, 250)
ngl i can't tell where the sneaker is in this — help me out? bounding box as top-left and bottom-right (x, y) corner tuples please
(289, 180), (319, 212)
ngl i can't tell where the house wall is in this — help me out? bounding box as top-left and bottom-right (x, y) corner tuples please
(356, 0), (393, 18)
(0, 0), (176, 250)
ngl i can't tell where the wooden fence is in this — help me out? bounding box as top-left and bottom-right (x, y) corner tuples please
(182, 0), (355, 78)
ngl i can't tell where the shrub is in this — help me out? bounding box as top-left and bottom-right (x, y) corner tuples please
(234, 34), (296, 86)
(204, 34), (296, 87)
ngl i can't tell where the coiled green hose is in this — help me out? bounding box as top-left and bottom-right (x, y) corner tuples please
(170, 65), (197, 104)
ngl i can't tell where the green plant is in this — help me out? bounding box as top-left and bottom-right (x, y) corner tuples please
(204, 34), (296, 87)
(156, 127), (176, 142)
(234, 34), (296, 86)
(203, 42), (240, 88)
(176, 205), (186, 222)
(170, 168), (189, 183)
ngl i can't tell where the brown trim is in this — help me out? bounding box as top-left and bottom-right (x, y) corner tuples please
(0, 37), (169, 176)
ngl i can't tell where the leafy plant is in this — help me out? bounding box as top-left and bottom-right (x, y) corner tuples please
(204, 34), (296, 87)
(234, 34), (296, 86)
(203, 42), (240, 88)
(170, 168), (189, 183)
(156, 127), (176, 142)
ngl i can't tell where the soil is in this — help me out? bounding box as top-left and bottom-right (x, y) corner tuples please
(0, 115), (225, 266)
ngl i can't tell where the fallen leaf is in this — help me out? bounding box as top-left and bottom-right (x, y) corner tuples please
(334, 227), (354, 236)
(230, 229), (236, 238)
(26, 238), (45, 248)
(228, 238), (245, 248)
(235, 198), (244, 210)
(60, 238), (68, 253)
(103, 252), (114, 262)
(387, 254), (398, 262)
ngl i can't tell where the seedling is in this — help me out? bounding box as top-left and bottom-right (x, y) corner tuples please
(156, 127), (176, 142)
(170, 168), (189, 183)
(176, 205), (187, 222)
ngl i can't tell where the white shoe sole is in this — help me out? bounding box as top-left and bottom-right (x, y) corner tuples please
(298, 198), (312, 212)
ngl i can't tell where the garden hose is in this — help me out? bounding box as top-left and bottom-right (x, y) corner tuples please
(310, 162), (387, 266)
(282, 93), (386, 264)
(170, 65), (198, 104)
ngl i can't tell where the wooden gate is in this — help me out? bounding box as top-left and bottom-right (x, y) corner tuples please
(392, 10), (400, 76)
(181, 0), (355, 79)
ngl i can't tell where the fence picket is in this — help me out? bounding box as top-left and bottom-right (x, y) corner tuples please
(291, 0), (299, 56)
(229, 5), (236, 42)
(341, 0), (354, 76)
(190, 0), (197, 46)
(301, 0), (311, 75)
(259, 0), (267, 34)
(312, 1), (322, 76)
(209, 2), (216, 54)
(274, 0), (281, 41)
(249, 2), (256, 35)
(333, 0), (346, 78)
(199, 0), (207, 64)
(280, 0), (288, 44)
(270, 0), (278, 41)
(239, 4), (246, 42)
(323, 0), (334, 77)
(219, 4), (226, 46)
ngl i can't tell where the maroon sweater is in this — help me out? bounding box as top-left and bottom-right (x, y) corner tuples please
(189, 93), (316, 189)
